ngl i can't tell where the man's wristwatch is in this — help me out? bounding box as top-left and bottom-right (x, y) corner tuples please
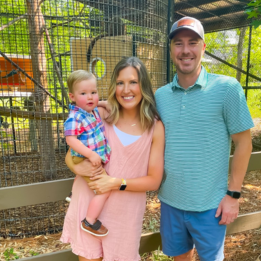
(226, 190), (241, 199)
(119, 178), (127, 191)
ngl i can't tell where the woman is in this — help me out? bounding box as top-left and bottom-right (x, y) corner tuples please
(60, 57), (165, 261)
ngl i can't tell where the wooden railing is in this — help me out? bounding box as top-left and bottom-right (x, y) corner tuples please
(1, 152), (261, 261)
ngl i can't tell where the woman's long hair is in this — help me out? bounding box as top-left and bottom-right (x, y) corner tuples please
(106, 57), (160, 130)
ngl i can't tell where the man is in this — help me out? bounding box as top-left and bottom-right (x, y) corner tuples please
(155, 16), (254, 261)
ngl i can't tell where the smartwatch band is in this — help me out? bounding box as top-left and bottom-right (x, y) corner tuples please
(226, 190), (241, 199)
(119, 178), (127, 191)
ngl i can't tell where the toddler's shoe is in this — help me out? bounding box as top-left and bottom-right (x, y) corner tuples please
(65, 192), (72, 203)
(81, 218), (109, 236)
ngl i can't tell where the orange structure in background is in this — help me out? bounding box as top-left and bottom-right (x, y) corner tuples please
(0, 54), (34, 92)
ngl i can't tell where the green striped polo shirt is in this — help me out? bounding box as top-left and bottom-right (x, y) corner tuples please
(155, 66), (254, 211)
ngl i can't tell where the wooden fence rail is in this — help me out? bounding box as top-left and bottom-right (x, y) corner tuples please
(1, 151), (261, 260)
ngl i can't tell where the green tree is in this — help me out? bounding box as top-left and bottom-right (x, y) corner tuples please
(203, 27), (261, 118)
(0, 0), (93, 177)
(245, 0), (261, 28)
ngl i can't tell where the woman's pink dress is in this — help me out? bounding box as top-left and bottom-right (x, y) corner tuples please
(60, 122), (155, 261)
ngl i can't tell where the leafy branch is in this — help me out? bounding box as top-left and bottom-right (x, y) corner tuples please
(0, 14), (27, 31)
(245, 0), (261, 28)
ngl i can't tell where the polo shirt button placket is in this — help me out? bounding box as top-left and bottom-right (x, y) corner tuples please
(182, 91), (187, 110)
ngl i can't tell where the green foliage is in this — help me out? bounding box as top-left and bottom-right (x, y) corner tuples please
(29, 250), (40, 256)
(0, 0), (28, 54)
(149, 250), (172, 261)
(141, 248), (172, 261)
(0, 0), (260, 126)
(3, 248), (19, 261)
(0, 130), (8, 138)
(94, 60), (106, 78)
(247, 89), (261, 118)
(0, 130), (14, 150)
(203, 27), (261, 119)
(245, 0), (261, 28)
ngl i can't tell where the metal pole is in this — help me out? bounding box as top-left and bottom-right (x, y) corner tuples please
(166, 0), (173, 83)
(9, 97), (17, 154)
(245, 25), (252, 100)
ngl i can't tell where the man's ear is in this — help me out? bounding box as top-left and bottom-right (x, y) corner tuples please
(202, 42), (206, 55)
(69, 92), (75, 102)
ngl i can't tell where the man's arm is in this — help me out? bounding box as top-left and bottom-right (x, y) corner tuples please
(229, 129), (253, 191)
(216, 129), (252, 225)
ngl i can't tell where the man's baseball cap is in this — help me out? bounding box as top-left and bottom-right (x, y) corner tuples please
(169, 16), (204, 40)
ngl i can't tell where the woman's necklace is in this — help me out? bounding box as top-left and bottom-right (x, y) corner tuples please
(118, 114), (139, 127)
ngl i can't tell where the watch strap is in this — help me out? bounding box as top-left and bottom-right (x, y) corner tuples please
(226, 190), (241, 199)
(119, 178), (127, 191)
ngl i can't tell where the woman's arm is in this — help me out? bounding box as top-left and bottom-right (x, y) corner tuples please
(88, 120), (165, 193)
(65, 149), (104, 177)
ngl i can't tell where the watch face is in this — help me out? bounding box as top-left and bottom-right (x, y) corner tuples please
(119, 184), (127, 191)
(227, 190), (241, 199)
(233, 191), (241, 199)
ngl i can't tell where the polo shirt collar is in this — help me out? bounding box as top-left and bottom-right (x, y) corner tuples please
(69, 104), (94, 116)
(171, 66), (208, 91)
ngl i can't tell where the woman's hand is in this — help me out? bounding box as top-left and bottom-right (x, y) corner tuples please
(88, 174), (121, 194)
(65, 150), (104, 177)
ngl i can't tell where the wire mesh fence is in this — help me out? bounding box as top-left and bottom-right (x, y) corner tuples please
(1, 200), (67, 238)
(0, 0), (260, 238)
(0, 0), (169, 238)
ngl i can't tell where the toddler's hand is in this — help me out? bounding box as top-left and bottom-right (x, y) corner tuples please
(89, 152), (101, 166)
(98, 100), (111, 113)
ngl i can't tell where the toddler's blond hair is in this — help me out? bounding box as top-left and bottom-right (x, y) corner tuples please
(67, 70), (96, 93)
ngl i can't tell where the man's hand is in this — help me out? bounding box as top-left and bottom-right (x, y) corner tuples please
(215, 195), (239, 225)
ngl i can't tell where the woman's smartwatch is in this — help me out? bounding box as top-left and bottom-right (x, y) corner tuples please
(119, 178), (127, 191)
(226, 190), (241, 199)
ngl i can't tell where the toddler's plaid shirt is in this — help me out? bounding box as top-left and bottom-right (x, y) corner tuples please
(64, 104), (111, 164)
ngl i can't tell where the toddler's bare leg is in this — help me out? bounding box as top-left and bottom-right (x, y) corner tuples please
(86, 191), (110, 224)
(81, 169), (110, 236)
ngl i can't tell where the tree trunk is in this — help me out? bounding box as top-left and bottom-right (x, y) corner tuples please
(236, 27), (247, 82)
(26, 0), (57, 179)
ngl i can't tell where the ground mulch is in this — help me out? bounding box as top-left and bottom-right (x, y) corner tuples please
(0, 119), (260, 261)
(0, 167), (260, 261)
